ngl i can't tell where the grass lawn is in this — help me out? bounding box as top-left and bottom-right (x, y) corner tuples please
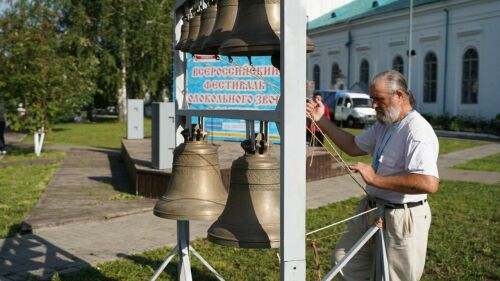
(453, 152), (500, 172)
(26, 118), (152, 149)
(53, 180), (499, 281)
(0, 147), (66, 164)
(438, 137), (488, 156)
(0, 162), (61, 238)
(0, 148), (66, 238)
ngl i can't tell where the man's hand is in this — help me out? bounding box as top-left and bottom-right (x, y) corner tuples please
(349, 162), (376, 185)
(349, 162), (440, 194)
(306, 99), (325, 122)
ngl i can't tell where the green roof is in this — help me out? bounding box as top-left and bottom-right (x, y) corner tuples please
(308, 0), (442, 30)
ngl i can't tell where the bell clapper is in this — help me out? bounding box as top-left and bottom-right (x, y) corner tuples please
(247, 56), (253, 67)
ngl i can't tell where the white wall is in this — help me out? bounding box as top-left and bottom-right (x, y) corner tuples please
(308, 0), (500, 118)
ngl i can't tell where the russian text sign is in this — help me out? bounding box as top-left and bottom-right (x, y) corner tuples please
(186, 55), (281, 142)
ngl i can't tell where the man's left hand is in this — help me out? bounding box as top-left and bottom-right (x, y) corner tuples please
(349, 162), (377, 186)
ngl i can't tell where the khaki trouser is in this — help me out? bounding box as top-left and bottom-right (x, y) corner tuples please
(332, 197), (431, 281)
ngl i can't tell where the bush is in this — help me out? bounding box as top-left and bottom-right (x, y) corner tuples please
(421, 113), (500, 136)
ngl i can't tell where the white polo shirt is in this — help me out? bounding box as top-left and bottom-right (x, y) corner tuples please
(354, 110), (439, 203)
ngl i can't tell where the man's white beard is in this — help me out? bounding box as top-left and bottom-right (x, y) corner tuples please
(376, 104), (401, 124)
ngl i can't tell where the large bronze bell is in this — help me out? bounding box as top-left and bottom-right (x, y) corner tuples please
(181, 3), (202, 53)
(175, 17), (190, 51)
(207, 134), (280, 248)
(190, 1), (218, 54)
(201, 0), (238, 55)
(154, 128), (228, 221)
(218, 0), (315, 57)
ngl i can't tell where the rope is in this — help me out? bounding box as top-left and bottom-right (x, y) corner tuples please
(308, 133), (317, 167)
(306, 207), (378, 236)
(311, 240), (322, 281)
(305, 124), (367, 194)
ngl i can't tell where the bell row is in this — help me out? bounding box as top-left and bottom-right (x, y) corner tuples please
(176, 0), (315, 68)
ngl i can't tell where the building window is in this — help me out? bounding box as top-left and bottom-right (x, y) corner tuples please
(331, 63), (340, 86)
(461, 48), (479, 104)
(313, 65), (320, 89)
(392, 56), (404, 75)
(360, 59), (369, 86)
(423, 52), (437, 103)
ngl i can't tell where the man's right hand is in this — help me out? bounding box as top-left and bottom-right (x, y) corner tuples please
(306, 99), (324, 122)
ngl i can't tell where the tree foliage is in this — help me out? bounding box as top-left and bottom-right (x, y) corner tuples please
(0, 0), (97, 132)
(0, 0), (174, 129)
(62, 0), (174, 112)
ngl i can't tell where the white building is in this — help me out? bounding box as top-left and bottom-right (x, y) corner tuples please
(307, 0), (353, 21)
(307, 0), (500, 118)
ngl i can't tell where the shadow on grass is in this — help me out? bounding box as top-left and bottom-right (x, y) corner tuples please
(118, 253), (221, 281)
(6, 223), (22, 237)
(51, 127), (68, 132)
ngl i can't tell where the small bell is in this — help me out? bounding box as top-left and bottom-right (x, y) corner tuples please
(154, 126), (228, 221)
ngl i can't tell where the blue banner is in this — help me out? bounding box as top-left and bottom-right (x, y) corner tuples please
(186, 55), (281, 142)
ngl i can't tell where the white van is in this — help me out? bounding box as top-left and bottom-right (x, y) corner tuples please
(332, 92), (376, 127)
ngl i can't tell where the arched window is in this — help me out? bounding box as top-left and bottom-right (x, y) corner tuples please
(360, 59), (369, 86)
(462, 48), (479, 104)
(331, 63), (340, 86)
(313, 65), (320, 89)
(423, 52), (437, 103)
(392, 56), (404, 75)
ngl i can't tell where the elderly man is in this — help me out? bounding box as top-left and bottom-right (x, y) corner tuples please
(306, 70), (439, 281)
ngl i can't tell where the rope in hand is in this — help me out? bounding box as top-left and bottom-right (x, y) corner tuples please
(305, 119), (367, 195)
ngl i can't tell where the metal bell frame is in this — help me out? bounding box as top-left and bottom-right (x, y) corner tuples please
(153, 0), (308, 280)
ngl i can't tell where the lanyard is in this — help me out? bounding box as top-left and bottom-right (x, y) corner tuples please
(372, 110), (413, 172)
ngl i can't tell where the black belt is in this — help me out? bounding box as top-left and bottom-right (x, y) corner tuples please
(369, 199), (427, 209)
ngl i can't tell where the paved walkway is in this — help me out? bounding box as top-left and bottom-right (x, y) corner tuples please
(21, 148), (157, 232)
(438, 142), (500, 184)
(0, 139), (499, 280)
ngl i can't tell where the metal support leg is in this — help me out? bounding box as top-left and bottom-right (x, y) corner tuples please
(150, 245), (179, 281)
(374, 206), (389, 281)
(323, 204), (390, 281)
(377, 228), (389, 281)
(322, 225), (379, 281)
(189, 246), (226, 281)
(178, 220), (193, 281)
(149, 220), (225, 281)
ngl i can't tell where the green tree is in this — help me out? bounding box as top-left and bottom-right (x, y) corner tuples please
(65, 0), (174, 121)
(0, 0), (97, 154)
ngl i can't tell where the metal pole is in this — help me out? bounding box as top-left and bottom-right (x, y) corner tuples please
(190, 246), (226, 281)
(150, 245), (179, 281)
(322, 225), (379, 281)
(177, 220), (193, 281)
(280, 0), (307, 279)
(407, 0), (414, 87)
